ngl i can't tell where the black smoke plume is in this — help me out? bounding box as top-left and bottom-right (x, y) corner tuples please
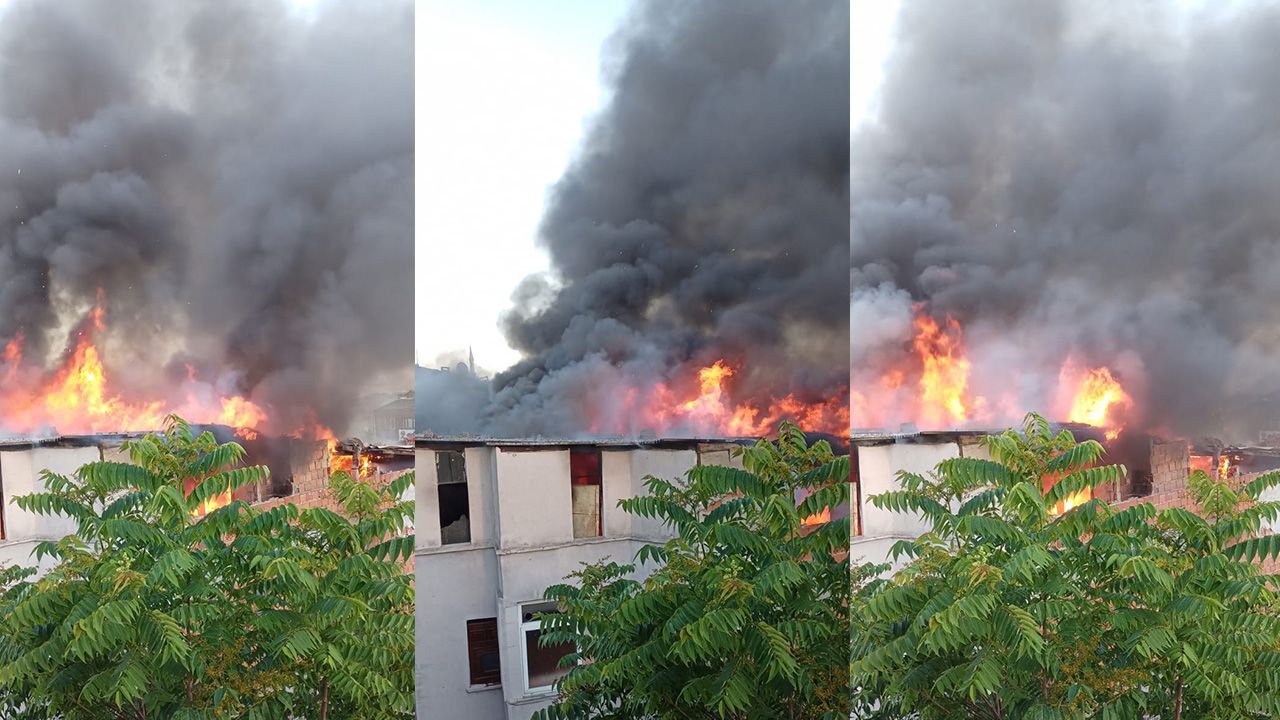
(853, 0), (1280, 441)
(0, 0), (412, 435)
(431, 0), (849, 437)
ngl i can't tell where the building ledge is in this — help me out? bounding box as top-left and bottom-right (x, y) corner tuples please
(510, 690), (557, 706)
(415, 541), (496, 557)
(495, 534), (671, 557)
(0, 536), (68, 547)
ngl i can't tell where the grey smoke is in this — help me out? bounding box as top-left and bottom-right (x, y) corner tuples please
(437, 0), (849, 437)
(0, 0), (412, 434)
(853, 0), (1280, 441)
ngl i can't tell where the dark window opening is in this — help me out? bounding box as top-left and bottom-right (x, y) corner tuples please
(466, 618), (501, 687)
(437, 451), (470, 544)
(570, 450), (602, 538)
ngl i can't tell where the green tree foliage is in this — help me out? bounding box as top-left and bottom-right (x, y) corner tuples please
(532, 423), (851, 720)
(851, 413), (1280, 720)
(0, 417), (414, 720)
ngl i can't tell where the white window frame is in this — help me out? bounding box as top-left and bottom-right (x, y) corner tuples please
(519, 601), (571, 696)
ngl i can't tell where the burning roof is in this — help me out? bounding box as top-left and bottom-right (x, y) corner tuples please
(0, 0), (412, 441)
(852, 0), (1280, 444)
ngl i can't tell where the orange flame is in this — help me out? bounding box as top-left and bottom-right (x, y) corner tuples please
(662, 360), (849, 437)
(192, 490), (233, 516)
(913, 314), (976, 427)
(800, 507), (832, 526)
(221, 397), (269, 440)
(1043, 470), (1092, 516)
(0, 297), (286, 439)
(328, 444), (375, 479)
(1061, 363), (1131, 441)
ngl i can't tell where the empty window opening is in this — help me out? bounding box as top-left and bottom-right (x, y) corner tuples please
(437, 450), (470, 544)
(570, 449), (602, 538)
(466, 618), (501, 687)
(521, 601), (574, 693)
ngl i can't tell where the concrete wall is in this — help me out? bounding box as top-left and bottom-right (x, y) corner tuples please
(496, 450), (574, 549)
(415, 448), (440, 549)
(415, 546), (504, 720)
(628, 448), (699, 541)
(496, 538), (647, 718)
(852, 439), (989, 567)
(0, 446), (99, 573)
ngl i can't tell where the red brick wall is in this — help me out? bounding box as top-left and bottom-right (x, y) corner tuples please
(1106, 440), (1280, 572)
(248, 445), (415, 574)
(252, 443), (411, 515)
(1111, 439), (1194, 513)
(254, 441), (333, 512)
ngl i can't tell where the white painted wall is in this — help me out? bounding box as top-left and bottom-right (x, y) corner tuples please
(415, 448), (440, 549)
(628, 448), (700, 541)
(495, 450), (574, 549)
(0, 447), (98, 573)
(466, 446), (498, 545)
(496, 538), (653, 719)
(415, 546), (504, 720)
(600, 451), (632, 538)
(853, 439), (992, 567)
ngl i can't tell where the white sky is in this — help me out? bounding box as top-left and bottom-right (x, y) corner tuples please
(851, 0), (900, 128)
(416, 0), (631, 371)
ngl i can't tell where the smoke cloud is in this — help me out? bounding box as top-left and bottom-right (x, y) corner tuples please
(853, 0), (1280, 441)
(0, 0), (412, 435)
(426, 0), (849, 438)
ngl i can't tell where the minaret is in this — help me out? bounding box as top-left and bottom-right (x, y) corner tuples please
(468, 346), (475, 375)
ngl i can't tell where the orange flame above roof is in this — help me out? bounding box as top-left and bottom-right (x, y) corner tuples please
(913, 314), (979, 427)
(1060, 361), (1131, 440)
(0, 294), (331, 441)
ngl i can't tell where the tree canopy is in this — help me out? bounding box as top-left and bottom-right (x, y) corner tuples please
(0, 417), (415, 720)
(851, 413), (1280, 720)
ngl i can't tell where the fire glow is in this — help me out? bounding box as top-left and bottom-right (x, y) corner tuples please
(1059, 363), (1132, 441)
(622, 359), (850, 438)
(0, 297), (331, 444)
(855, 309), (1133, 440)
(913, 314), (977, 428)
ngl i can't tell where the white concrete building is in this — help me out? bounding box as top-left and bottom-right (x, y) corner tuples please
(0, 437), (111, 573)
(414, 437), (749, 720)
(0, 433), (410, 576)
(850, 431), (993, 568)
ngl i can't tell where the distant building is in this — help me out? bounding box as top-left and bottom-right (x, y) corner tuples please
(372, 393), (415, 443)
(416, 350), (490, 436)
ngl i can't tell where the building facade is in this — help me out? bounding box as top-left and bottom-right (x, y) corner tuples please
(851, 428), (1280, 568)
(414, 438), (747, 720)
(0, 438), (107, 573)
(0, 434), (412, 574)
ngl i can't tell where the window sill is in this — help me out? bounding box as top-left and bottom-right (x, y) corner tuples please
(511, 689), (557, 705)
(415, 541), (496, 557)
(465, 683), (501, 694)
